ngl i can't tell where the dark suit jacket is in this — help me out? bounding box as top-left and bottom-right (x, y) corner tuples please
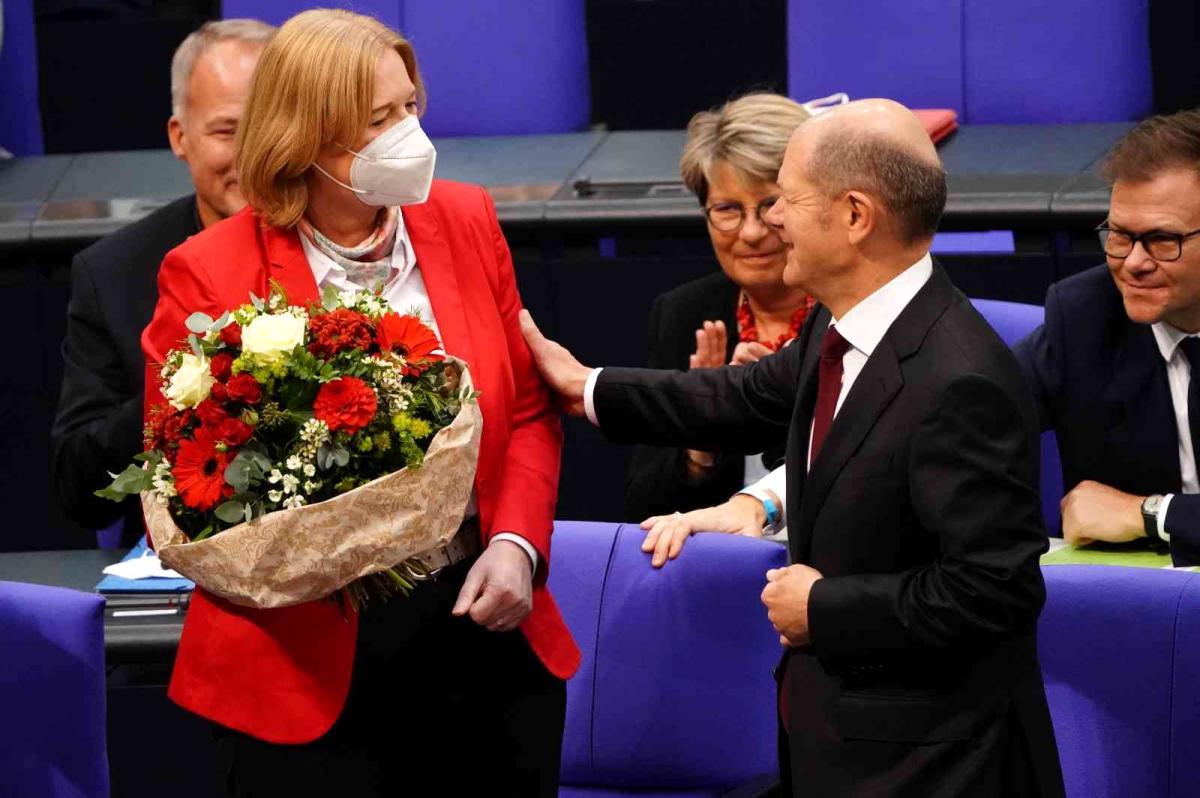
(623, 271), (786, 521)
(50, 195), (199, 544)
(1015, 263), (1200, 564)
(595, 264), (1063, 797)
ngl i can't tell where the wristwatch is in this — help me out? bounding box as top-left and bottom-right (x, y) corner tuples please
(1141, 494), (1167, 547)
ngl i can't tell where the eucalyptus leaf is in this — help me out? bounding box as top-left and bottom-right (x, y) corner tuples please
(185, 312), (214, 334)
(188, 334), (204, 359)
(94, 486), (128, 502)
(212, 311), (231, 331)
(249, 292), (265, 311)
(321, 283), (341, 311)
(108, 463), (153, 495)
(215, 501), (248, 524)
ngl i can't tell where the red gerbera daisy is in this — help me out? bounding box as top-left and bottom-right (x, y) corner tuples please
(173, 426), (236, 511)
(376, 313), (444, 374)
(313, 376), (378, 434)
(308, 308), (375, 358)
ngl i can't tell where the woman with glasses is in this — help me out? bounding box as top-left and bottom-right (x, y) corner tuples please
(623, 93), (812, 546)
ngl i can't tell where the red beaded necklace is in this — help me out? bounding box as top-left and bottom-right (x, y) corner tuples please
(736, 292), (815, 352)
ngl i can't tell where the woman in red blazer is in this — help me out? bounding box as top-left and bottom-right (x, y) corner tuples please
(141, 10), (579, 796)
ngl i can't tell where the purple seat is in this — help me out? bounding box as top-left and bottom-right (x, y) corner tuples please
(963, 0), (1151, 123)
(224, 0), (590, 137)
(550, 522), (787, 796)
(404, 0), (590, 137)
(786, 0), (1151, 123)
(787, 0), (965, 114)
(971, 298), (1064, 534)
(1170, 575), (1200, 798)
(0, 0), (46, 155)
(1039, 566), (1198, 798)
(0, 581), (108, 798)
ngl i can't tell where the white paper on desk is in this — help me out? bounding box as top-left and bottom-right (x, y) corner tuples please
(102, 550), (185, 580)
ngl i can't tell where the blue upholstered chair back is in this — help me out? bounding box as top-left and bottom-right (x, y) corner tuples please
(0, 0), (46, 155)
(786, 0), (1152, 123)
(222, 0), (589, 137)
(971, 298), (1064, 534)
(0, 581), (108, 798)
(550, 521), (787, 797)
(1039, 567), (1200, 798)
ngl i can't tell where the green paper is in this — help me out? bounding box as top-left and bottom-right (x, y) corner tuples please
(1041, 541), (1176, 569)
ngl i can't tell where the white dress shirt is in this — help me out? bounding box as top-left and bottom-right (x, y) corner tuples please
(738, 253), (934, 532)
(1146, 322), (1200, 541)
(299, 215), (539, 569)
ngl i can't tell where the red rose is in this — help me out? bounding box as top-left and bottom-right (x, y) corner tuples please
(376, 312), (444, 375)
(308, 308), (375, 358)
(209, 353), (234, 382)
(226, 373), (262, 405)
(313, 376), (378, 434)
(210, 382), (229, 404)
(217, 418), (254, 447)
(195, 398), (230, 428)
(220, 323), (242, 347)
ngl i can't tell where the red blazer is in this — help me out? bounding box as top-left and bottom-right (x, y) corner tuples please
(142, 180), (580, 743)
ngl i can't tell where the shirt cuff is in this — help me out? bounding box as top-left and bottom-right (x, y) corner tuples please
(737, 464), (787, 531)
(1158, 494), (1173, 543)
(583, 367), (603, 427)
(490, 533), (539, 572)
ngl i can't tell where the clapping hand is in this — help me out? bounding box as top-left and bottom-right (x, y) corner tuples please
(689, 320), (727, 370)
(730, 341), (772, 365)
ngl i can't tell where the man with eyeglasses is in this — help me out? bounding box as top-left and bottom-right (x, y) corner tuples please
(1015, 108), (1200, 563)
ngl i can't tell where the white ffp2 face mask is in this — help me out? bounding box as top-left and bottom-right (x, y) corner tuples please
(313, 115), (437, 207)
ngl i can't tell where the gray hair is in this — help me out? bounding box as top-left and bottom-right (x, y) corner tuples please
(680, 93), (811, 205)
(806, 131), (947, 244)
(171, 19), (275, 120)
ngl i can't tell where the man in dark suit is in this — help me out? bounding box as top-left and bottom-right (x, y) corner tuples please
(50, 19), (273, 544)
(521, 99), (1063, 796)
(1015, 109), (1200, 565)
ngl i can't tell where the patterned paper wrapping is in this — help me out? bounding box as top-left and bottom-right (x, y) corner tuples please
(142, 359), (483, 609)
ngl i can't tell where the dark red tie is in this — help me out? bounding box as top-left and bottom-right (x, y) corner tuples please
(808, 326), (851, 468)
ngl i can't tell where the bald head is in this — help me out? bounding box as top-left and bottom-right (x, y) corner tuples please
(784, 98), (946, 243)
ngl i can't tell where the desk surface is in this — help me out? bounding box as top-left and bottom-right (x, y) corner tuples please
(0, 549), (185, 664)
(0, 123), (1131, 245)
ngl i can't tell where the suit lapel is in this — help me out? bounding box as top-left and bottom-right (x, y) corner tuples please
(261, 223), (320, 305)
(785, 307), (826, 564)
(401, 203), (477, 371)
(792, 340), (903, 562)
(1103, 325), (1181, 490)
(790, 265), (953, 563)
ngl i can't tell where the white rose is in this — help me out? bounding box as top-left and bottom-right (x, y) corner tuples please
(164, 353), (215, 409)
(241, 313), (306, 362)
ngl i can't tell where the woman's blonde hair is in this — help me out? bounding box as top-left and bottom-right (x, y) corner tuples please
(679, 93), (811, 205)
(236, 9), (426, 228)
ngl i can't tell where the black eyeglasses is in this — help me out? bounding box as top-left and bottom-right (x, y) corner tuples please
(704, 197), (779, 233)
(1096, 223), (1200, 262)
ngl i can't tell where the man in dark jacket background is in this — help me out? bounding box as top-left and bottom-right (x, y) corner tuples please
(51, 18), (273, 545)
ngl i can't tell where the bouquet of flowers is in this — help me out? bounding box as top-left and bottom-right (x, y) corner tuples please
(100, 283), (482, 609)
